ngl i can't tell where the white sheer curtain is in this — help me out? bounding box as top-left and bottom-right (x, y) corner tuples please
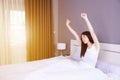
(0, 0), (26, 65)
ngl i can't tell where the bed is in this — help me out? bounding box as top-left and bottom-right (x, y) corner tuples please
(0, 40), (120, 80)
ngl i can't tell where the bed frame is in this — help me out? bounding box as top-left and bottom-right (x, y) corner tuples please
(70, 40), (120, 65)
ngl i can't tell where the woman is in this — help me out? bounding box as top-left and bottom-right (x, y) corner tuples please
(66, 13), (100, 67)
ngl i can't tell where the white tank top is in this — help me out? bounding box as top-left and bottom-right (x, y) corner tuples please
(70, 44), (99, 67)
(81, 44), (99, 67)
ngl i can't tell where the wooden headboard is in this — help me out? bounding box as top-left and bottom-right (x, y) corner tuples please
(70, 40), (120, 65)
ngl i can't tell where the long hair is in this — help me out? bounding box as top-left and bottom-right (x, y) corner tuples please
(80, 31), (94, 57)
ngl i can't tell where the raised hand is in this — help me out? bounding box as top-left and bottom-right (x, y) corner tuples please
(66, 19), (71, 27)
(81, 13), (88, 20)
(66, 19), (81, 45)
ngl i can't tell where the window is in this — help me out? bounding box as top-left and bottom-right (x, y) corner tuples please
(10, 10), (26, 45)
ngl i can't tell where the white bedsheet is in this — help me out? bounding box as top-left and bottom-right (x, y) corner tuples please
(0, 56), (120, 80)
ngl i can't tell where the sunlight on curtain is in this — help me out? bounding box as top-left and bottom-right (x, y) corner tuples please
(0, 0), (26, 65)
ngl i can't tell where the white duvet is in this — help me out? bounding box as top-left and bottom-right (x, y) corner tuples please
(1, 56), (119, 80)
(24, 56), (109, 80)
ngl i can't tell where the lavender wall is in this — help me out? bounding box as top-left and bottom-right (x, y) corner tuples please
(58, 0), (120, 53)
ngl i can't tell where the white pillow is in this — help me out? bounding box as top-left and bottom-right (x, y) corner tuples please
(70, 46), (81, 61)
(96, 60), (120, 75)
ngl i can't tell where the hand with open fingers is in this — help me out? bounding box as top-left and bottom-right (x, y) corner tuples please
(81, 13), (88, 19)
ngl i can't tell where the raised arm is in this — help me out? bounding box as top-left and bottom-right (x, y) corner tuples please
(81, 13), (100, 50)
(66, 19), (81, 45)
